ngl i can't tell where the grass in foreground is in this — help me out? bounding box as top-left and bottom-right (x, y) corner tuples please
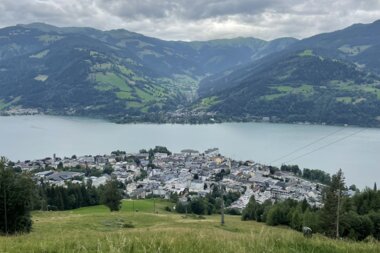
(0, 199), (379, 253)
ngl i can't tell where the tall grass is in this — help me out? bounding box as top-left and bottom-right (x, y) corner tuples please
(0, 200), (379, 253)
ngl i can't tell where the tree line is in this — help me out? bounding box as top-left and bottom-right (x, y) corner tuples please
(242, 169), (380, 241)
(280, 165), (331, 185)
(0, 159), (123, 235)
(174, 186), (241, 215)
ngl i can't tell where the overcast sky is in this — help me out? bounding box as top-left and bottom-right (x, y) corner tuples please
(1, 0), (380, 41)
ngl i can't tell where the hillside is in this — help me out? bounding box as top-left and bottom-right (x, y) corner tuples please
(197, 50), (380, 126)
(0, 23), (296, 120)
(2, 21), (380, 125)
(0, 199), (378, 253)
(290, 20), (380, 75)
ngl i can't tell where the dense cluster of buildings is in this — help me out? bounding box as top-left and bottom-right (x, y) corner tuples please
(13, 148), (323, 210)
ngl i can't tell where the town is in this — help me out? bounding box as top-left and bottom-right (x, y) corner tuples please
(12, 147), (324, 210)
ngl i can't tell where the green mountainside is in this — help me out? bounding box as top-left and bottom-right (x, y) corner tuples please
(0, 23), (296, 120)
(197, 51), (380, 125)
(197, 20), (380, 126)
(291, 20), (380, 75)
(2, 20), (380, 126)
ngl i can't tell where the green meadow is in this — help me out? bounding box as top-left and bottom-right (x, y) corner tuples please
(0, 199), (379, 253)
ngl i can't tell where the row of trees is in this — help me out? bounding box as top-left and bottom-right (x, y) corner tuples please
(38, 181), (101, 211)
(0, 158), (123, 235)
(38, 179), (123, 212)
(280, 165), (331, 185)
(175, 186), (241, 215)
(242, 169), (380, 241)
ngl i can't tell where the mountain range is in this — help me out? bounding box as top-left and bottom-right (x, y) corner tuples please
(1, 20), (380, 126)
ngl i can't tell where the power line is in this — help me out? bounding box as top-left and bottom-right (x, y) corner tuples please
(270, 127), (346, 164)
(283, 128), (366, 164)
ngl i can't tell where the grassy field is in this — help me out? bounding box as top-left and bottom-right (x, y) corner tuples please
(261, 84), (314, 101)
(1, 199), (379, 253)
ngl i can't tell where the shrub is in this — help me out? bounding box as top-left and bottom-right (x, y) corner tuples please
(122, 222), (135, 228)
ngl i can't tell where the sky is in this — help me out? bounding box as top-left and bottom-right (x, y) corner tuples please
(0, 0), (380, 41)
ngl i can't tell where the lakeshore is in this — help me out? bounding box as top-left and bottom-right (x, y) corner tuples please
(0, 115), (379, 188)
(12, 148), (326, 210)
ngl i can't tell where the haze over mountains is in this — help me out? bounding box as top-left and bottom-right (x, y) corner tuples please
(1, 20), (380, 126)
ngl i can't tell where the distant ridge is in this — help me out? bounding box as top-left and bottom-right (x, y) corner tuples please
(1, 20), (380, 126)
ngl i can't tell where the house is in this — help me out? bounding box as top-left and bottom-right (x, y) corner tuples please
(154, 153), (168, 159)
(181, 149), (200, 156)
(47, 171), (84, 182)
(35, 170), (54, 178)
(189, 181), (205, 193)
(78, 156), (95, 164)
(135, 153), (149, 160)
(90, 175), (111, 187)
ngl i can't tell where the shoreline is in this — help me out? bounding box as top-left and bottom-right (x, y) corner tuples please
(0, 113), (375, 129)
(0, 114), (378, 188)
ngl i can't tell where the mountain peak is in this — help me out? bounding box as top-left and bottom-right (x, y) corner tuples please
(371, 19), (380, 26)
(17, 22), (59, 32)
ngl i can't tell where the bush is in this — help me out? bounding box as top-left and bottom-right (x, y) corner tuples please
(190, 198), (206, 215)
(122, 222), (135, 228)
(226, 208), (241, 215)
(341, 212), (374, 241)
(175, 201), (188, 214)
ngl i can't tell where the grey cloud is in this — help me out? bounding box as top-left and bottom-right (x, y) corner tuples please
(93, 0), (291, 20)
(0, 0), (379, 41)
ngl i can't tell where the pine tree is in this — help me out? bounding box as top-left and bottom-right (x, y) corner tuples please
(241, 196), (259, 221)
(374, 182), (377, 191)
(320, 169), (345, 238)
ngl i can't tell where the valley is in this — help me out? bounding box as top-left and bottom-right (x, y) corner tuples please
(1, 21), (380, 126)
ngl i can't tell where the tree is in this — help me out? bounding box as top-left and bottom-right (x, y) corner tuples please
(57, 162), (64, 170)
(175, 201), (188, 214)
(139, 149), (148, 154)
(190, 197), (206, 215)
(266, 205), (283, 226)
(102, 163), (114, 175)
(341, 211), (374, 241)
(0, 159), (35, 234)
(281, 164), (302, 176)
(101, 179), (123, 212)
(300, 198), (309, 212)
(320, 169), (345, 238)
(303, 208), (320, 232)
(290, 207), (303, 231)
(269, 166), (279, 175)
(242, 196), (258, 221)
(152, 146), (172, 155)
(369, 212), (380, 240)
(349, 184), (357, 192)
(169, 192), (179, 203)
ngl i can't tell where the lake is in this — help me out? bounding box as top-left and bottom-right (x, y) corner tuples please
(0, 115), (379, 188)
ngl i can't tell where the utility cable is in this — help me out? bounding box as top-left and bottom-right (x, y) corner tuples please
(283, 128), (366, 164)
(270, 127), (346, 164)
